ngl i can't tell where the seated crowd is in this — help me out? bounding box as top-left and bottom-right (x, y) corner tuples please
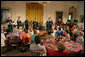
(1, 21), (84, 56)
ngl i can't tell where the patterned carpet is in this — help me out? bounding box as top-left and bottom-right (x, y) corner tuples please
(1, 49), (33, 56)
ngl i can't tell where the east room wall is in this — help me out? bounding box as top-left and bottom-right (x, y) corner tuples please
(1, 1), (84, 25)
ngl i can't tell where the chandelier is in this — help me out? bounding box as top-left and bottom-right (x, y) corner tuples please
(38, 1), (51, 5)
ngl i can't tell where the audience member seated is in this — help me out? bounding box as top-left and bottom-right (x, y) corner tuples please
(18, 26), (23, 36)
(76, 31), (84, 50)
(51, 28), (56, 38)
(66, 26), (70, 32)
(80, 25), (84, 32)
(55, 27), (63, 36)
(1, 27), (6, 54)
(72, 24), (76, 31)
(3, 26), (7, 37)
(69, 28), (73, 40)
(72, 25), (80, 41)
(49, 41), (66, 56)
(6, 28), (12, 39)
(57, 35), (65, 42)
(28, 26), (34, 36)
(36, 28), (40, 34)
(63, 30), (70, 41)
(10, 28), (19, 39)
(22, 29), (31, 44)
(30, 35), (47, 56)
(31, 29), (37, 43)
(73, 25), (78, 32)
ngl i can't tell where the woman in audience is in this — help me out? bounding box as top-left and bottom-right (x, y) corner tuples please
(80, 25), (84, 32)
(55, 27), (63, 36)
(72, 24), (76, 31)
(31, 29), (37, 43)
(10, 27), (19, 39)
(22, 29), (31, 44)
(61, 26), (63, 31)
(36, 27), (40, 34)
(6, 25), (13, 35)
(73, 26), (80, 41)
(28, 26), (34, 37)
(50, 41), (66, 56)
(69, 28), (73, 40)
(1, 27), (6, 54)
(76, 27), (81, 36)
(57, 41), (66, 56)
(6, 27), (13, 39)
(30, 35), (47, 56)
(66, 26), (70, 32)
(51, 28), (56, 38)
(3, 26), (7, 37)
(73, 25), (78, 32)
(18, 26), (23, 36)
(76, 31), (84, 50)
(64, 30), (70, 41)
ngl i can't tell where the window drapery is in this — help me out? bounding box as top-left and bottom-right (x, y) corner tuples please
(26, 3), (43, 25)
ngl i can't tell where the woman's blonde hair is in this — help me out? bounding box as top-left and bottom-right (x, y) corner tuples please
(57, 41), (65, 52)
(79, 31), (84, 36)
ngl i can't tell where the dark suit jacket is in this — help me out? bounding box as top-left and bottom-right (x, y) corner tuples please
(17, 20), (21, 26)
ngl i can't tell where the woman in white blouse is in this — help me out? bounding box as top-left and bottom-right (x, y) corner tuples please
(30, 35), (47, 56)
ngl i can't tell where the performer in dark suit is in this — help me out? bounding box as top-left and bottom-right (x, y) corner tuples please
(33, 19), (38, 30)
(17, 16), (21, 29)
(46, 17), (53, 30)
(46, 19), (49, 30)
(49, 19), (53, 30)
(8, 19), (13, 31)
(6, 17), (13, 31)
(25, 19), (29, 30)
(38, 23), (42, 31)
(6, 17), (12, 23)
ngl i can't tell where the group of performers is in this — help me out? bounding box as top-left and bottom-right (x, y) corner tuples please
(6, 17), (62, 31)
(6, 17), (43, 31)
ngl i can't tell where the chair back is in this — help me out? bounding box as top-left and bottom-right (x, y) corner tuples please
(25, 37), (29, 44)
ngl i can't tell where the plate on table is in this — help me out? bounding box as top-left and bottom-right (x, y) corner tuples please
(67, 47), (74, 51)
(72, 44), (79, 48)
(70, 41), (74, 43)
(46, 40), (50, 44)
(68, 44), (72, 46)
(54, 47), (58, 50)
(46, 39), (50, 42)
(48, 44), (53, 48)
(65, 42), (69, 44)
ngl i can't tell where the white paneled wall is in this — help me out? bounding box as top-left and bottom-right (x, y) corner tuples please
(1, 1), (26, 25)
(1, 1), (84, 25)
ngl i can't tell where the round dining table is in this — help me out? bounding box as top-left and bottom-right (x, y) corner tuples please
(43, 38), (83, 56)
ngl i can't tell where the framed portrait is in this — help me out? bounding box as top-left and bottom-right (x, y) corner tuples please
(56, 11), (63, 21)
(1, 9), (11, 24)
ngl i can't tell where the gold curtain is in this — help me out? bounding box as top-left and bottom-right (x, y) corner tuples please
(26, 3), (43, 25)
